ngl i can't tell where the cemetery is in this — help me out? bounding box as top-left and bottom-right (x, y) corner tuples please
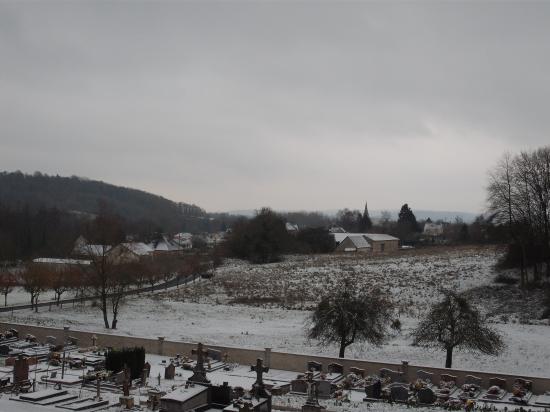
(0, 325), (550, 412)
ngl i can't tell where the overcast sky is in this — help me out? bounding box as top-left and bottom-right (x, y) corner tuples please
(1, 1), (549, 213)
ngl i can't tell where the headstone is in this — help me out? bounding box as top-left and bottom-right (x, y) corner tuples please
(0, 345), (10, 356)
(291, 379), (307, 393)
(164, 363), (176, 380)
(417, 387), (436, 404)
(465, 375), (482, 387)
(91, 335), (97, 347)
(390, 385), (409, 403)
(440, 373), (457, 384)
(316, 380), (334, 398)
(489, 377), (506, 389)
(380, 368), (404, 383)
(307, 361), (322, 372)
(349, 367), (365, 378)
(327, 363), (343, 375)
(188, 342), (210, 384)
(416, 370), (434, 382)
(67, 336), (78, 346)
(365, 379), (382, 399)
(207, 349), (222, 362)
(46, 336), (57, 345)
(14, 355), (29, 383)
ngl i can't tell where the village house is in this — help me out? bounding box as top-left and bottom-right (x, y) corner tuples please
(108, 242), (153, 264)
(148, 235), (185, 256)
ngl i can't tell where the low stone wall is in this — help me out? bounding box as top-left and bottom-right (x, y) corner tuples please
(2, 322), (549, 394)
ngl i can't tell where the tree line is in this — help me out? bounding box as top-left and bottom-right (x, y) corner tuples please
(488, 146), (550, 287)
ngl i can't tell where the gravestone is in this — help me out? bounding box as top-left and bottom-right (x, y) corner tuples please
(307, 361), (322, 372)
(208, 349), (222, 362)
(440, 374), (457, 384)
(417, 387), (436, 404)
(67, 336), (78, 346)
(291, 379), (307, 393)
(465, 375), (482, 387)
(380, 368), (404, 383)
(164, 363), (176, 380)
(188, 342), (210, 384)
(46, 336), (57, 345)
(327, 363), (343, 375)
(416, 370), (434, 382)
(489, 377), (506, 389)
(14, 355), (29, 383)
(390, 385), (409, 403)
(364, 380), (382, 399)
(0, 345), (10, 356)
(349, 367), (365, 378)
(316, 380), (334, 398)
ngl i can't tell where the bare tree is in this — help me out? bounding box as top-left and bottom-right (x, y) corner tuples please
(488, 148), (550, 284)
(21, 263), (48, 312)
(0, 266), (17, 306)
(308, 278), (395, 358)
(413, 290), (504, 368)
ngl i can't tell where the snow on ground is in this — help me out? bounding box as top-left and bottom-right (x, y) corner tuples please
(2, 287), (58, 306)
(2, 246), (549, 378)
(166, 246), (504, 316)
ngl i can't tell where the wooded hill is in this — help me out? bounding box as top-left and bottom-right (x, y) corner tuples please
(0, 171), (206, 232)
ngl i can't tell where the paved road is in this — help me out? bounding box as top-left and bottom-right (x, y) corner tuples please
(0, 273), (201, 313)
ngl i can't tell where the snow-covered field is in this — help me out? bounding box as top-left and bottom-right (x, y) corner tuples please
(2, 246), (549, 377)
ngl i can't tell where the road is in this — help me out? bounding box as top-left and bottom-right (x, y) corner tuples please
(0, 273), (200, 313)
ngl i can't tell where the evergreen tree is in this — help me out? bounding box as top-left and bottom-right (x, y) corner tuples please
(397, 203), (419, 242)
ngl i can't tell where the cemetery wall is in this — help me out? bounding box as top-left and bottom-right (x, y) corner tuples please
(2, 321), (549, 393)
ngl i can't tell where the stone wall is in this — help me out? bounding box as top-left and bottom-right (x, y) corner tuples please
(2, 321), (549, 394)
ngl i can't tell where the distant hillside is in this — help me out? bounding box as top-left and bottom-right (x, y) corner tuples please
(0, 171), (205, 231)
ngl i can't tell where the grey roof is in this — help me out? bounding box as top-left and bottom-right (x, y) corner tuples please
(332, 233), (398, 243)
(363, 233), (399, 242)
(346, 235), (371, 249)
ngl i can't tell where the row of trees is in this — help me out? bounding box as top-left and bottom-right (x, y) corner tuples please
(488, 146), (550, 287)
(308, 281), (504, 368)
(225, 208), (336, 263)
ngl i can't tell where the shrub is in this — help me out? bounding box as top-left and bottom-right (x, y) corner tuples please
(105, 346), (145, 379)
(494, 273), (519, 285)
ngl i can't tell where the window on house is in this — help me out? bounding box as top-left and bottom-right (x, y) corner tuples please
(380, 243), (385, 252)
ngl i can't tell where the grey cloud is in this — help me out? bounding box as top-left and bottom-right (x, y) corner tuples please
(1, 1), (549, 211)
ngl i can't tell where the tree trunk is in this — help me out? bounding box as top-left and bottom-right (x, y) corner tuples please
(445, 347), (453, 368)
(101, 293), (110, 329)
(339, 336), (346, 358)
(111, 318), (117, 329)
(4, 293), (7, 307)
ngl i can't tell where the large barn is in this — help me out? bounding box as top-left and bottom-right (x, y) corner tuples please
(333, 233), (399, 254)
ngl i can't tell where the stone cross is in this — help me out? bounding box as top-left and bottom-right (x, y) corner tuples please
(192, 342), (208, 366)
(95, 372), (101, 401)
(305, 371), (319, 405)
(251, 358), (269, 386)
(251, 358), (270, 400)
(122, 364), (131, 397)
(188, 342), (210, 384)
